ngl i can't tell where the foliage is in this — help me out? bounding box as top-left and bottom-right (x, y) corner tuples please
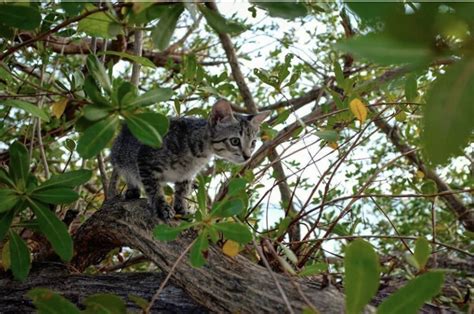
(0, 1), (471, 312)
(28, 288), (127, 314)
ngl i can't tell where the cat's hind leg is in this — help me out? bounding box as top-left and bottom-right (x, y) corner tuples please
(122, 170), (141, 200)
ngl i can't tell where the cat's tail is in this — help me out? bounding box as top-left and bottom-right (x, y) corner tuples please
(106, 169), (119, 200)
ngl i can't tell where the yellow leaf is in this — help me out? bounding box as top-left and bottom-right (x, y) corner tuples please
(51, 98), (68, 119)
(349, 98), (368, 124)
(328, 142), (338, 150)
(416, 170), (425, 179)
(222, 240), (240, 257)
(2, 241), (11, 270)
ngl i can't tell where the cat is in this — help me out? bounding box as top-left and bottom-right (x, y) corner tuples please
(110, 99), (270, 219)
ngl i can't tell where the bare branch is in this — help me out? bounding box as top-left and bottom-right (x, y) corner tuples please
(372, 108), (474, 231)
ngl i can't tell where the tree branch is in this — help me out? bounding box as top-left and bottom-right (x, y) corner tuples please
(0, 264), (206, 313)
(0, 4), (129, 61)
(71, 198), (351, 313)
(205, 2), (257, 113)
(372, 109), (474, 231)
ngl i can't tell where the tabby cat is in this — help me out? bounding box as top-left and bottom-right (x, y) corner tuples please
(110, 99), (270, 219)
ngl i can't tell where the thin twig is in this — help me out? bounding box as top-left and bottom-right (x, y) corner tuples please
(97, 152), (109, 200)
(252, 239), (295, 314)
(430, 198), (438, 267)
(287, 235), (473, 258)
(370, 197), (413, 254)
(263, 239), (318, 313)
(131, 28), (143, 86)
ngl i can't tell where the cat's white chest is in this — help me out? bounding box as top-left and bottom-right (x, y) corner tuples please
(162, 156), (211, 183)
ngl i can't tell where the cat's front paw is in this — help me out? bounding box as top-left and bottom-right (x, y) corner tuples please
(174, 203), (188, 216)
(174, 202), (196, 216)
(156, 202), (175, 220)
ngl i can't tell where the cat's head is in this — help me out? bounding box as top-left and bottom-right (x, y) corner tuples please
(208, 99), (270, 164)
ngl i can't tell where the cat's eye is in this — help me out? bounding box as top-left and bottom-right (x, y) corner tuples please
(229, 137), (240, 146)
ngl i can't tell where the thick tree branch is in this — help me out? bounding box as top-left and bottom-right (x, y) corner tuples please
(71, 198), (350, 313)
(0, 5), (130, 61)
(0, 265), (206, 313)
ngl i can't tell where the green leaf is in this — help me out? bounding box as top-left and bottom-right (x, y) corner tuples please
(0, 189), (18, 213)
(153, 222), (191, 241)
(334, 61), (345, 88)
(65, 139), (76, 152)
(228, 178), (248, 196)
(31, 188), (79, 205)
(9, 231), (30, 281)
(36, 170), (92, 191)
(83, 293), (126, 314)
(420, 179), (437, 195)
(27, 288), (81, 314)
(196, 175), (207, 214)
(212, 199), (244, 218)
(299, 262), (329, 277)
(77, 7), (117, 39)
(61, 2), (85, 16)
(199, 5), (247, 35)
(9, 141), (30, 186)
(86, 54), (112, 95)
(214, 222), (252, 244)
(344, 239), (380, 314)
(405, 74), (418, 102)
(254, 68), (279, 88)
(0, 4), (41, 30)
(189, 230), (209, 268)
(0, 168), (15, 187)
(151, 4), (184, 51)
(127, 88), (173, 108)
(422, 59), (474, 165)
(378, 272), (444, 314)
(128, 3), (166, 25)
(255, 2), (308, 19)
(115, 81), (137, 104)
(128, 294), (149, 311)
(0, 210), (15, 242)
(314, 130), (339, 142)
(336, 33), (433, 65)
(184, 54), (198, 81)
(83, 75), (110, 106)
(98, 51), (156, 68)
(3, 99), (50, 122)
(28, 199), (73, 262)
(77, 116), (118, 159)
(125, 113), (165, 148)
(414, 237), (431, 270)
(83, 105), (111, 121)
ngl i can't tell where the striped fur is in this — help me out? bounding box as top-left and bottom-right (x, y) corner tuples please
(110, 99), (270, 219)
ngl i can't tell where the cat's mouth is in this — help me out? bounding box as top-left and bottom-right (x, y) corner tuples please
(216, 154), (249, 165)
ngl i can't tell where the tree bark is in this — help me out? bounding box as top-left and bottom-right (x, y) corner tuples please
(71, 198), (350, 313)
(0, 265), (206, 313)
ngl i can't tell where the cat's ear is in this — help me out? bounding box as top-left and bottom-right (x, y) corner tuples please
(250, 111), (271, 126)
(210, 99), (235, 125)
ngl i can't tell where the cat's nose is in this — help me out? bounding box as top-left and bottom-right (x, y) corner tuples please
(243, 154), (251, 161)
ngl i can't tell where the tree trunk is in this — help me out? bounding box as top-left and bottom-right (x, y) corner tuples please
(0, 265), (206, 313)
(71, 198), (351, 313)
